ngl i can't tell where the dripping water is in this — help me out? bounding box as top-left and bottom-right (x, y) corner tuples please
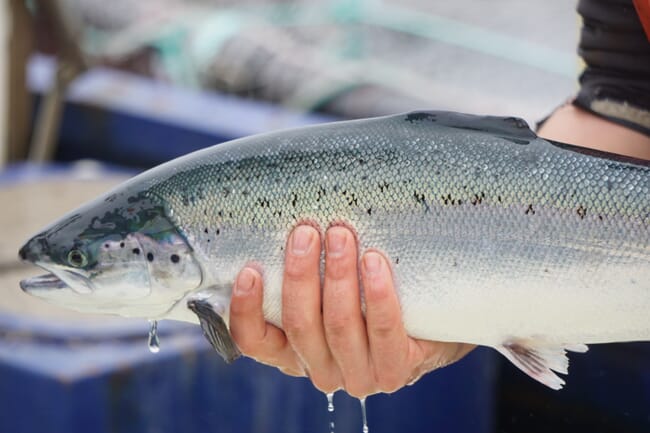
(148, 320), (160, 353)
(360, 397), (368, 433)
(326, 392), (335, 433)
(327, 392), (335, 412)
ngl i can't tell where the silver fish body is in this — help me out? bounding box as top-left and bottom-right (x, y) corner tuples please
(19, 111), (650, 389)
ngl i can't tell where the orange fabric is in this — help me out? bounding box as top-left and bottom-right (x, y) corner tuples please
(634, 0), (650, 41)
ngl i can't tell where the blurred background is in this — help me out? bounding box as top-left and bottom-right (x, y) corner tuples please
(0, 1), (648, 432)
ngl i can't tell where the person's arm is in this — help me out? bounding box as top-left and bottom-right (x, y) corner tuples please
(538, 104), (650, 159)
(229, 225), (474, 397)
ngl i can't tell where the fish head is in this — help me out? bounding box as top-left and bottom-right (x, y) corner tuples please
(18, 189), (202, 316)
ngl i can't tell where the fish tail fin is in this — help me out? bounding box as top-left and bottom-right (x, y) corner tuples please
(496, 339), (589, 390)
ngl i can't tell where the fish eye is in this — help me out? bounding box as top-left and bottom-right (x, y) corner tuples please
(67, 249), (88, 268)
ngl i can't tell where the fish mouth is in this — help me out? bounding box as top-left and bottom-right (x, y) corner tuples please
(20, 273), (68, 292)
(20, 266), (94, 295)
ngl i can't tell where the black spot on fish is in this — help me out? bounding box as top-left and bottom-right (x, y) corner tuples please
(120, 242), (125, 248)
(367, 208), (372, 216)
(498, 195), (503, 203)
(170, 254), (180, 263)
(598, 215), (603, 221)
(258, 198), (270, 208)
(147, 252), (154, 262)
(577, 206), (587, 219)
(291, 193), (298, 208)
(347, 193), (359, 207)
(104, 243), (109, 249)
(204, 228), (209, 234)
(395, 257), (400, 264)
(316, 187), (327, 202)
(525, 204), (535, 215)
(132, 248), (140, 255)
(216, 229), (220, 235)
(441, 193), (455, 205)
(413, 191), (429, 212)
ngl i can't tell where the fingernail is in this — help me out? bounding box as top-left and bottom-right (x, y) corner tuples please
(363, 252), (383, 276)
(234, 268), (255, 296)
(326, 228), (347, 255)
(291, 226), (313, 255)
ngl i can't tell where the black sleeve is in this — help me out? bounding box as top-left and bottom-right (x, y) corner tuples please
(574, 0), (650, 136)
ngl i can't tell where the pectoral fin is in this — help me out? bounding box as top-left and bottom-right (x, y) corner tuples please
(187, 297), (241, 363)
(496, 339), (589, 390)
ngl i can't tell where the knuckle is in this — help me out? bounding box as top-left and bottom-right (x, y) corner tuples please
(324, 315), (354, 340)
(283, 314), (317, 339)
(283, 254), (313, 280)
(229, 297), (251, 316)
(325, 255), (356, 281)
(364, 279), (391, 302)
(368, 319), (398, 340)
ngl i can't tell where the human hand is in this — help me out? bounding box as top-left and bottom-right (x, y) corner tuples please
(229, 224), (474, 397)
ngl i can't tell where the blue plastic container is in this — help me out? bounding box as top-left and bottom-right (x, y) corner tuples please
(0, 311), (498, 433)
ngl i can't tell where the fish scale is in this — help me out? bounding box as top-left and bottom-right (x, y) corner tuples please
(19, 111), (650, 390)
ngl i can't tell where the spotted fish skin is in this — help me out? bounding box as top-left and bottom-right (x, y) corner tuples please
(19, 111), (650, 389)
(142, 111), (649, 343)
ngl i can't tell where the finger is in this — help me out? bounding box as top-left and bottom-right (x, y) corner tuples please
(361, 250), (411, 392)
(321, 226), (372, 397)
(282, 225), (341, 391)
(230, 267), (304, 376)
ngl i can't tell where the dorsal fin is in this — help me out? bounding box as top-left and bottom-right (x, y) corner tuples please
(403, 110), (537, 144)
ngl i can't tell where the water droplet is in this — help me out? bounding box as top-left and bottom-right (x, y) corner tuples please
(360, 397), (368, 433)
(327, 392), (335, 412)
(148, 320), (160, 353)
(325, 392), (336, 433)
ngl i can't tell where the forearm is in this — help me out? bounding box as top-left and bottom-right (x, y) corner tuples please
(538, 104), (650, 160)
